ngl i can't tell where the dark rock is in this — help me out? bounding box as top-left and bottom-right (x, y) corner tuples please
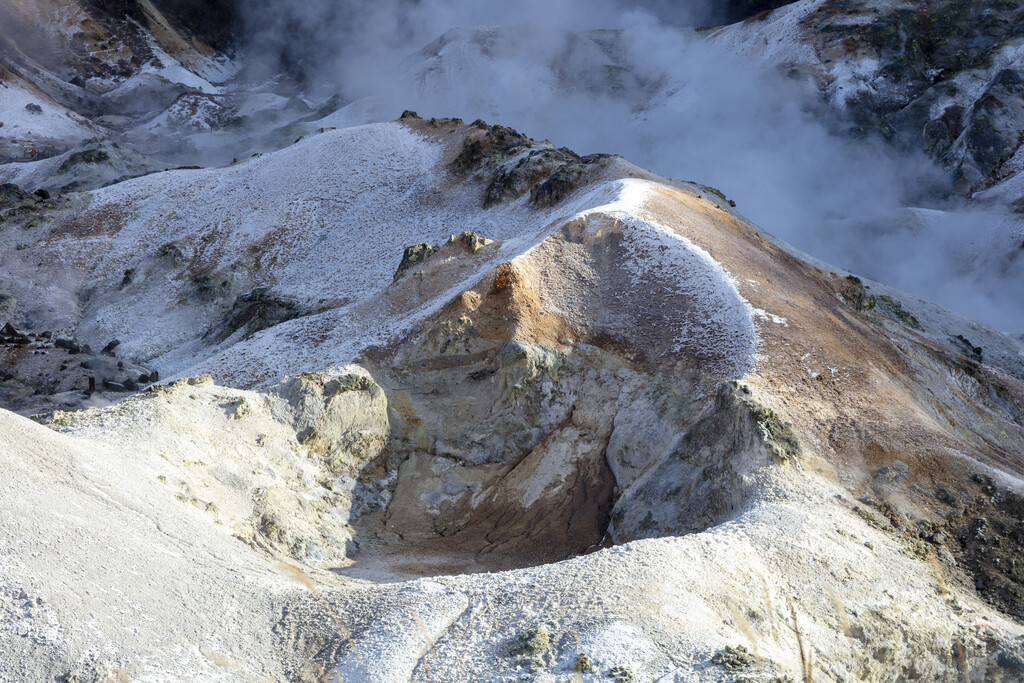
(24, 103), (42, 114)
(451, 123), (531, 176)
(33, 189), (49, 200)
(56, 149), (111, 176)
(394, 243), (437, 281)
(450, 231), (486, 253)
(101, 339), (120, 355)
(951, 334), (984, 362)
(935, 486), (959, 505)
(840, 275), (876, 313)
(102, 380), (127, 392)
(530, 163), (583, 207)
(124, 378), (140, 391)
(146, 0), (237, 52)
(203, 288), (307, 344)
(452, 122), (610, 209)
(484, 166), (522, 207)
(799, 2), (1024, 196)
(0, 184), (32, 208)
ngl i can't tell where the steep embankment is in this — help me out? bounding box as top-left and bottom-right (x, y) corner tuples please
(2, 116), (1024, 681)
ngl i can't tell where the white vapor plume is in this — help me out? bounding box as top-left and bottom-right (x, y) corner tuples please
(240, 0), (1024, 334)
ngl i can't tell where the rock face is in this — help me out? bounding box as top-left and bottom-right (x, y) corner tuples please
(100, 0), (237, 51)
(271, 369), (389, 478)
(2, 116), (1024, 681)
(717, 0), (1024, 199)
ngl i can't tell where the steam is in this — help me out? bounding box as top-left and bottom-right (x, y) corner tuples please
(238, 1), (1024, 334)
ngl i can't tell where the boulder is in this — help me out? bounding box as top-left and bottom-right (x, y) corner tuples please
(270, 367), (389, 476)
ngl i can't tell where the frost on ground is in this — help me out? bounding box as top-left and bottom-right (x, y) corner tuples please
(2, 118), (1024, 682)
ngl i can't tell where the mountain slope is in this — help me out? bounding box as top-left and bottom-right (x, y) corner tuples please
(2, 115), (1024, 681)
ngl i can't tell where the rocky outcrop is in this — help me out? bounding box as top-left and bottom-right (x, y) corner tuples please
(611, 381), (798, 540)
(450, 118), (614, 208)
(722, 0), (1024, 198)
(0, 323), (156, 415)
(271, 368), (389, 479)
(91, 0), (238, 51)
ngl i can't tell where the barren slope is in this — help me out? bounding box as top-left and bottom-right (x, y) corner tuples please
(1, 116), (1024, 681)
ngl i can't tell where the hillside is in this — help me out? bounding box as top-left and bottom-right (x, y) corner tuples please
(0, 114), (1023, 681)
(2, 1), (1024, 681)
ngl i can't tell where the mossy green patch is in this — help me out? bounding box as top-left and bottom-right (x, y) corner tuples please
(573, 653), (600, 673)
(877, 295), (922, 330)
(56, 149), (111, 176)
(508, 625), (551, 671)
(712, 644), (756, 671)
(608, 665), (636, 681)
(699, 184), (737, 207)
(853, 505), (884, 529)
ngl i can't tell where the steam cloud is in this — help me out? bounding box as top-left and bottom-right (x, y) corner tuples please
(239, 0), (1024, 334)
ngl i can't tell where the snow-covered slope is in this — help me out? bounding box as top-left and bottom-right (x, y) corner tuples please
(3, 115), (1024, 681)
(8, 121), (742, 387)
(4, 0), (1022, 335)
(0, 0), (239, 169)
(3, 5), (1024, 680)
(0, 80), (100, 159)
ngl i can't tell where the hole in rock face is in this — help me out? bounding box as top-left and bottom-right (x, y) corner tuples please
(326, 218), (774, 578)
